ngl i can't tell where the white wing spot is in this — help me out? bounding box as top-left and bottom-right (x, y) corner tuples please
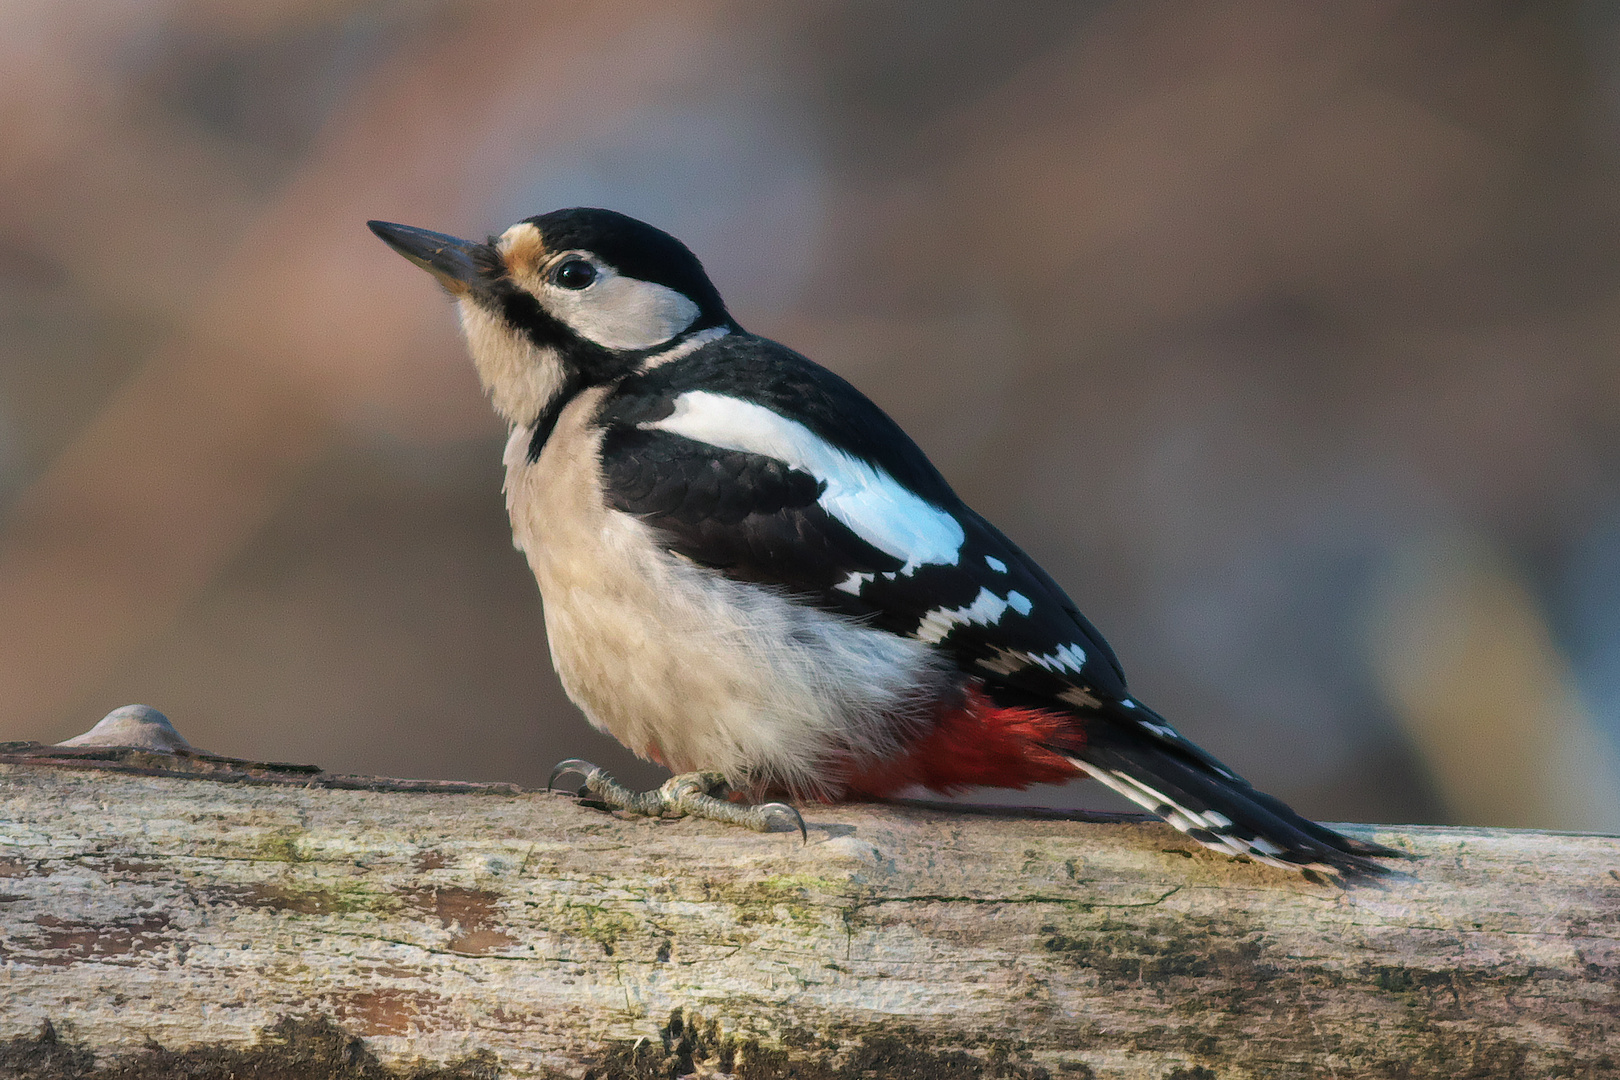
(645, 392), (965, 573)
(984, 555), (1007, 573)
(1029, 642), (1087, 674)
(1058, 686), (1101, 709)
(979, 647), (1027, 676)
(1006, 591), (1032, 616)
(914, 587), (1018, 645)
(834, 571), (875, 596)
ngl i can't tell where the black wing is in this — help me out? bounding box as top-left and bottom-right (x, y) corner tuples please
(595, 343), (1129, 707)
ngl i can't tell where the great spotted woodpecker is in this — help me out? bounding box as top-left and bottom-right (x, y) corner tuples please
(369, 209), (1395, 877)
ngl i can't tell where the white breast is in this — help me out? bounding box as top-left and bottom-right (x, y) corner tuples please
(503, 388), (949, 798)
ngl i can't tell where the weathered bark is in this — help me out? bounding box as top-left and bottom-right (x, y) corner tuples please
(0, 743), (1616, 1080)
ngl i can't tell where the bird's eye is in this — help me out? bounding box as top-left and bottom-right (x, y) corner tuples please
(554, 259), (597, 290)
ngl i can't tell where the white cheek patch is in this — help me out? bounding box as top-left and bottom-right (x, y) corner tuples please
(644, 391), (965, 573)
(546, 267), (700, 351)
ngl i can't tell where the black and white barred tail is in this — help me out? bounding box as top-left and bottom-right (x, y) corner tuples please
(1063, 701), (1399, 878)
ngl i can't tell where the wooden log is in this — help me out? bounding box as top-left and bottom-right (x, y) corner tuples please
(0, 739), (1616, 1079)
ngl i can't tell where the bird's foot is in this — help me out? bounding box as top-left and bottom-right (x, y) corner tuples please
(548, 759), (806, 841)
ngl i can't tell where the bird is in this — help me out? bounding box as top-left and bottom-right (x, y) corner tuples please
(368, 208), (1396, 878)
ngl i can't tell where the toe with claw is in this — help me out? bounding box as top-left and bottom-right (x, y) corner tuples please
(546, 759), (806, 841)
(547, 758), (604, 795)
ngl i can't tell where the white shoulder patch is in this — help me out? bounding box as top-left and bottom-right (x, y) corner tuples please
(644, 391), (965, 573)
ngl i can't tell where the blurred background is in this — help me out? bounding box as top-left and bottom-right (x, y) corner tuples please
(4, 0), (1620, 831)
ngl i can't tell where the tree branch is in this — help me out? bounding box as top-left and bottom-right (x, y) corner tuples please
(0, 734), (1616, 1079)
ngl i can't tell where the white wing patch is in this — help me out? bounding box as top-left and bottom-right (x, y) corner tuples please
(985, 555), (1008, 573)
(645, 391), (965, 573)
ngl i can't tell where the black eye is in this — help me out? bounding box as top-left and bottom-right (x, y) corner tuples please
(554, 259), (596, 290)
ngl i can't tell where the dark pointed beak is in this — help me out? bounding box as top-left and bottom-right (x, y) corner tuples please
(367, 220), (486, 295)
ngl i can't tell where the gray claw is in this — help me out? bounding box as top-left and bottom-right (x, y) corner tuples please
(548, 758), (601, 792)
(758, 802), (808, 843)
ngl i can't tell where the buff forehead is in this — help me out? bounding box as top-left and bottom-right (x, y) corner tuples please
(497, 222), (548, 278)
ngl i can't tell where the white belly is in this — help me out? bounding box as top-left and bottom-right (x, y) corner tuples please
(502, 389), (947, 797)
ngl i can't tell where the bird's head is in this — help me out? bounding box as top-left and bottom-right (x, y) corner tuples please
(369, 208), (733, 425)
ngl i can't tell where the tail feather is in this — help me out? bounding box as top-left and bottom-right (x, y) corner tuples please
(1058, 709), (1395, 878)
(1240, 783), (1404, 860)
